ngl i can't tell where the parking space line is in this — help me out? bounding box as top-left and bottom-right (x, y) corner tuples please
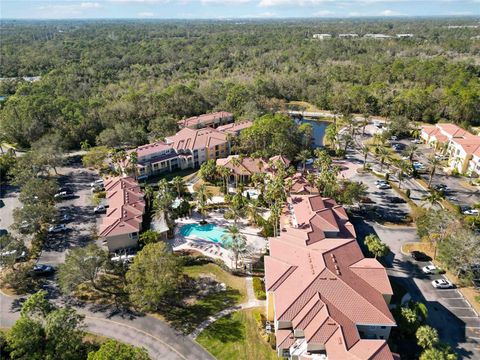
(449, 307), (474, 309)
(459, 316), (479, 319)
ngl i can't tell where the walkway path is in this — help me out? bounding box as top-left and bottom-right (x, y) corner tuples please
(0, 291), (214, 360)
(189, 276), (266, 339)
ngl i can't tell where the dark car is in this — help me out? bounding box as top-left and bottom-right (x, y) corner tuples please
(432, 184), (448, 192)
(0, 199), (5, 208)
(32, 264), (55, 276)
(387, 196), (406, 204)
(0, 229), (8, 237)
(411, 251), (431, 261)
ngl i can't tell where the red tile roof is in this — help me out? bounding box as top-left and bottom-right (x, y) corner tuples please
(177, 111), (233, 128)
(99, 177), (145, 238)
(265, 194), (395, 359)
(217, 120), (253, 134)
(165, 127), (228, 151)
(132, 141), (173, 158)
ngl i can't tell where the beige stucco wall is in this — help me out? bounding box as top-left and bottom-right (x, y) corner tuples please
(106, 233), (138, 252)
(267, 291), (275, 321)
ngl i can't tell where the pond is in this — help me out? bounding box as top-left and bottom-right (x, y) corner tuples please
(296, 118), (330, 147)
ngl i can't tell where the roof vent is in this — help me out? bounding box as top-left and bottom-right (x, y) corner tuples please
(336, 270), (341, 276)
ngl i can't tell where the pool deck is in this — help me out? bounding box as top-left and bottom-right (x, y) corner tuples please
(171, 211), (267, 269)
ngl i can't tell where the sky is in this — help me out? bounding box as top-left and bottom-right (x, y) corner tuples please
(1, 0), (479, 20)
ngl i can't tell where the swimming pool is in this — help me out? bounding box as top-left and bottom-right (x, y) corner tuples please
(179, 223), (230, 243)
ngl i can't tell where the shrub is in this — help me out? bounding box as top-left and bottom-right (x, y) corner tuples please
(253, 277), (266, 300)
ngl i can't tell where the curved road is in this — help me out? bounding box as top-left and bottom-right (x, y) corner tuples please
(0, 292), (214, 360)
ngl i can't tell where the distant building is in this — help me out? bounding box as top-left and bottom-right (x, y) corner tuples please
(216, 120), (253, 136)
(177, 111), (233, 129)
(364, 34), (392, 39)
(338, 33), (358, 38)
(312, 34), (332, 40)
(99, 177), (145, 252)
(396, 34), (414, 38)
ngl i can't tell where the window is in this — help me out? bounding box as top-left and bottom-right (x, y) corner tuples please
(380, 326), (386, 329)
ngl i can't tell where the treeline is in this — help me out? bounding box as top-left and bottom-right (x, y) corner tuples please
(0, 19), (479, 149)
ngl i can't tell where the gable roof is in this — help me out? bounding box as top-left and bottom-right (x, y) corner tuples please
(217, 120), (253, 134)
(265, 194), (395, 360)
(165, 127), (228, 151)
(99, 177), (145, 238)
(177, 111), (233, 128)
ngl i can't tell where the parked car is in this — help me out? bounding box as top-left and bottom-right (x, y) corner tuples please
(0, 248), (26, 260)
(390, 136), (398, 141)
(435, 154), (449, 161)
(463, 209), (479, 216)
(386, 196), (406, 204)
(48, 224), (66, 233)
(54, 190), (74, 200)
(91, 186), (105, 193)
(422, 265), (437, 274)
(432, 184), (448, 192)
(359, 197), (375, 204)
(94, 205), (107, 214)
(392, 144), (401, 151)
(0, 229), (8, 237)
(375, 180), (388, 185)
(377, 183), (392, 190)
(32, 264), (55, 276)
(90, 179), (104, 187)
(111, 254), (135, 263)
(411, 251), (431, 261)
(60, 213), (74, 222)
(432, 279), (453, 289)
(0, 200), (4, 208)
(411, 139), (422, 144)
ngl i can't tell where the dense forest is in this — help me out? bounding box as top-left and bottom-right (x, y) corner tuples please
(0, 18), (479, 149)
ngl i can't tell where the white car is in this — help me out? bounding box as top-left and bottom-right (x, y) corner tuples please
(111, 254), (135, 263)
(94, 205), (107, 214)
(422, 265), (437, 274)
(431, 279), (453, 289)
(48, 224), (66, 233)
(390, 136), (398, 141)
(411, 139), (422, 144)
(90, 179), (104, 187)
(463, 209), (479, 216)
(0, 249), (26, 259)
(376, 183), (392, 190)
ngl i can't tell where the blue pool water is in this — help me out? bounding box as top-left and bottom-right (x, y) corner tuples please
(179, 223), (230, 243)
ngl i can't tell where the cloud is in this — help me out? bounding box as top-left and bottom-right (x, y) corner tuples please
(37, 2), (103, 17)
(201, 0), (252, 4)
(80, 2), (102, 8)
(137, 11), (155, 17)
(379, 9), (405, 16)
(314, 10), (335, 16)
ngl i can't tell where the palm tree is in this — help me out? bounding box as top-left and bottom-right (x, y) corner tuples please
(376, 146), (390, 172)
(422, 190), (445, 207)
(157, 178), (170, 195)
(361, 112), (369, 137)
(143, 184), (154, 211)
(397, 160), (411, 190)
(230, 156), (242, 189)
(196, 184), (212, 223)
(360, 145), (370, 170)
(270, 201), (282, 238)
(245, 198), (260, 226)
(217, 165), (231, 194)
(296, 149), (311, 174)
(80, 140), (90, 151)
(128, 151), (138, 179)
(222, 225), (247, 269)
(171, 176), (186, 197)
(325, 124), (338, 151)
(404, 144), (419, 164)
(427, 155), (441, 187)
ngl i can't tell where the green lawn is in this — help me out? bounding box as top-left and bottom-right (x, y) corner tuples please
(184, 263), (247, 303)
(157, 263), (248, 334)
(197, 308), (279, 360)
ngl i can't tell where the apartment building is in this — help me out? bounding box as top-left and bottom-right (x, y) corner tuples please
(421, 123), (480, 175)
(177, 111), (233, 129)
(265, 194), (396, 360)
(99, 177), (145, 252)
(165, 127), (230, 169)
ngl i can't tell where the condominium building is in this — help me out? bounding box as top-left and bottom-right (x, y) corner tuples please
(99, 177), (145, 252)
(421, 123), (480, 175)
(265, 194), (397, 360)
(177, 111), (233, 129)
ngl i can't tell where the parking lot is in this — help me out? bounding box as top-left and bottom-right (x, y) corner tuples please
(37, 155), (99, 266)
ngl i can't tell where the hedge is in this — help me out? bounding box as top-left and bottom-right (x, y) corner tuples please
(253, 277), (266, 300)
